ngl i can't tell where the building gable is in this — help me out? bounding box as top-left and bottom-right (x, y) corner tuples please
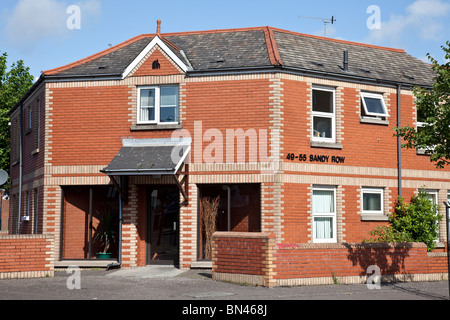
(128, 45), (184, 77)
(122, 36), (189, 78)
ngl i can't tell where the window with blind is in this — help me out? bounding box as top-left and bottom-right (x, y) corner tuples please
(138, 85), (179, 124)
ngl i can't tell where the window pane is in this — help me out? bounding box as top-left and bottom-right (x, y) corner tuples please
(160, 106), (177, 123)
(363, 192), (381, 211)
(140, 89), (155, 107)
(313, 90), (333, 113)
(314, 217), (333, 239)
(313, 190), (334, 213)
(140, 107), (155, 122)
(313, 117), (332, 138)
(363, 97), (386, 115)
(160, 87), (178, 107)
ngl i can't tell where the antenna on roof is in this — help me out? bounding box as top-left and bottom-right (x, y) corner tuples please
(299, 15), (336, 37)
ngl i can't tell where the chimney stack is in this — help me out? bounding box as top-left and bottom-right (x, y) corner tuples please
(343, 50), (349, 71)
(156, 20), (161, 36)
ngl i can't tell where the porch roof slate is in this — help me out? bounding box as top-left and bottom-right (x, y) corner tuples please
(101, 138), (191, 176)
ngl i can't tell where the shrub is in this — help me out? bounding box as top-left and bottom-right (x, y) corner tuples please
(364, 191), (442, 251)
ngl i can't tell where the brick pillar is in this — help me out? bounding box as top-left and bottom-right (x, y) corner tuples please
(121, 184), (138, 268)
(262, 233), (276, 287)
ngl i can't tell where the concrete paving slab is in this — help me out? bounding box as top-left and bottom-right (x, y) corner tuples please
(105, 265), (186, 278)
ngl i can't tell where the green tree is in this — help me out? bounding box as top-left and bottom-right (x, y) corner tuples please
(364, 191), (442, 251)
(0, 52), (34, 181)
(395, 41), (450, 168)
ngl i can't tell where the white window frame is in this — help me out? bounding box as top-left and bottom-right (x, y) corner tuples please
(360, 92), (388, 118)
(361, 188), (384, 215)
(311, 86), (336, 144)
(422, 189), (440, 242)
(312, 186), (337, 243)
(137, 85), (179, 125)
(416, 112), (435, 152)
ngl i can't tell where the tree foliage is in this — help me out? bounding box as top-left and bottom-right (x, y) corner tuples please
(0, 52), (34, 180)
(364, 191), (442, 251)
(395, 41), (450, 168)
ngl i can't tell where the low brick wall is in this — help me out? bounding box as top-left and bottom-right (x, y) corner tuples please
(211, 232), (449, 287)
(0, 234), (55, 279)
(212, 232), (276, 287)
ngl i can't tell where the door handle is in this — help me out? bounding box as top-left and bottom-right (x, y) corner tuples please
(173, 222), (177, 231)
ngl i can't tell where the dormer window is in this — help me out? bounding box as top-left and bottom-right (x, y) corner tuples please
(138, 85), (179, 124)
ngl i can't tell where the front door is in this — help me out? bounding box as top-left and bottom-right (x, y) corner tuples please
(146, 186), (179, 265)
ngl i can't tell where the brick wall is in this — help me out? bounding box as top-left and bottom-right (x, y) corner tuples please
(212, 231), (276, 287)
(0, 234), (54, 279)
(212, 232), (449, 287)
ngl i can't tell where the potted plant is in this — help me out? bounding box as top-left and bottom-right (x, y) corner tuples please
(95, 209), (117, 259)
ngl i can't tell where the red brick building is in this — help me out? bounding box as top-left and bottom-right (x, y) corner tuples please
(8, 22), (449, 272)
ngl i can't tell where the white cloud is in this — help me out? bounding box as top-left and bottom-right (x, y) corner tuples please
(364, 0), (450, 47)
(4, 0), (101, 51)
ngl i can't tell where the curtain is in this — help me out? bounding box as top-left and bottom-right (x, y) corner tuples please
(313, 189), (334, 240)
(314, 217), (333, 239)
(313, 190), (334, 213)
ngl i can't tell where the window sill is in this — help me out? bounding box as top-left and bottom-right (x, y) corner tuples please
(310, 141), (343, 150)
(359, 117), (389, 126)
(361, 214), (389, 221)
(416, 149), (433, 156)
(131, 123), (182, 131)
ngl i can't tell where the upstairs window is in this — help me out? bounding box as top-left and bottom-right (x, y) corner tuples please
(312, 87), (335, 143)
(360, 92), (388, 119)
(138, 85), (179, 124)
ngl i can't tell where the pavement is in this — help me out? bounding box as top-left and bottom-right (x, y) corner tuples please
(0, 266), (449, 316)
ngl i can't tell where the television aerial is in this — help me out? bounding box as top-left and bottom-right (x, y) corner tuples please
(299, 15), (336, 37)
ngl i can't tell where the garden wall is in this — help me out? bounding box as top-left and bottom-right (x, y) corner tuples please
(212, 232), (449, 287)
(0, 234), (54, 279)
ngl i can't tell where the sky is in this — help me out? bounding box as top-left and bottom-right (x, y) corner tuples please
(0, 0), (449, 80)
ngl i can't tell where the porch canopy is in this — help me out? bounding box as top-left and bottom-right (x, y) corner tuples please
(101, 137), (191, 204)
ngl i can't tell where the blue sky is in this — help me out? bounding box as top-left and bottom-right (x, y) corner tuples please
(1, 0), (449, 79)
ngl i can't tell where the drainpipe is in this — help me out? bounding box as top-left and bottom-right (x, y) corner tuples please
(397, 83), (402, 199)
(443, 201), (450, 300)
(17, 103), (24, 234)
(107, 176), (123, 270)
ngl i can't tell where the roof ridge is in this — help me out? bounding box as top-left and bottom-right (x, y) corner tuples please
(263, 26), (283, 66)
(269, 27), (406, 53)
(158, 26), (267, 37)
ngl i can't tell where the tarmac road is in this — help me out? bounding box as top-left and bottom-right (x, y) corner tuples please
(0, 266), (449, 300)
(0, 266), (448, 317)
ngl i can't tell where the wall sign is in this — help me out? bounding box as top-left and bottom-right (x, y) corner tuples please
(286, 153), (346, 164)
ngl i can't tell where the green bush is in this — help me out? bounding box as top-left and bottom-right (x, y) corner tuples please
(364, 191), (442, 251)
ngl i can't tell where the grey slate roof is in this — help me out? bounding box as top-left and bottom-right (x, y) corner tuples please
(101, 138), (191, 175)
(273, 31), (435, 87)
(101, 145), (178, 175)
(44, 26), (436, 87)
(166, 30), (272, 70)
